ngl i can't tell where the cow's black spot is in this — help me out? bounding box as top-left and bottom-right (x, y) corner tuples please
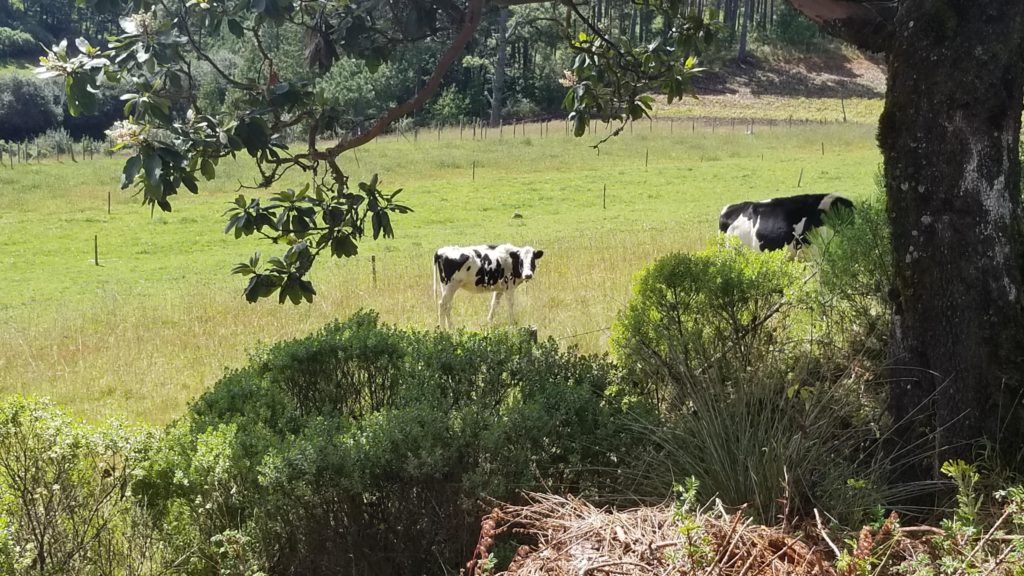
(476, 254), (504, 287)
(510, 251), (522, 279)
(486, 244), (499, 250)
(437, 253), (469, 284)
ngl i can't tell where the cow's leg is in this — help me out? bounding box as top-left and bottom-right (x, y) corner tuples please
(506, 289), (516, 326)
(786, 242), (800, 260)
(439, 285), (457, 330)
(487, 291), (503, 326)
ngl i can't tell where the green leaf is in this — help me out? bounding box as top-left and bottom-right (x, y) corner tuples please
(231, 261), (255, 275)
(200, 158), (216, 180)
(243, 274), (279, 303)
(143, 150), (162, 187)
(371, 212), (382, 240)
(181, 173), (199, 194)
(227, 18), (244, 38)
(120, 155), (142, 189)
(573, 114), (587, 137)
(331, 235), (358, 257)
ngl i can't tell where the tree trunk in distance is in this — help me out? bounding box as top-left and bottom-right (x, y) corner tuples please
(489, 6), (509, 128)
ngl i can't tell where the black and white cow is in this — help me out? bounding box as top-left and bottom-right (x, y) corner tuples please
(719, 193), (854, 253)
(433, 244), (544, 329)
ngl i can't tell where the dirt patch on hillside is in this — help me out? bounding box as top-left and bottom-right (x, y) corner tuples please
(693, 52), (886, 100)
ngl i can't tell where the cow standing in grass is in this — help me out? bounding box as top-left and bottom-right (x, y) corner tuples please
(433, 244), (544, 329)
(719, 193), (854, 253)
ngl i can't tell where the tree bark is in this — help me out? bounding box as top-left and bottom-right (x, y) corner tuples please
(737, 0), (753, 61)
(489, 6), (509, 128)
(877, 1), (1024, 475)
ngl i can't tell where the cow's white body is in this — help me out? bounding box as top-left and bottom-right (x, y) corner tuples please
(433, 244), (544, 329)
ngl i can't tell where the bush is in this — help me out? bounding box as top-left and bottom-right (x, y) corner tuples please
(808, 179), (892, 366)
(0, 27), (37, 58)
(504, 96), (541, 120)
(317, 53), (421, 132)
(612, 239), (808, 407)
(612, 242), (898, 526)
(0, 398), (165, 575)
(136, 311), (656, 576)
(427, 85), (471, 123)
(0, 76), (63, 141)
(771, 3), (824, 49)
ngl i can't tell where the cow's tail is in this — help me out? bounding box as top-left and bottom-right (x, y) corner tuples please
(432, 252), (439, 304)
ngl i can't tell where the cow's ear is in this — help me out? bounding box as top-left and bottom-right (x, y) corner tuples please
(534, 250), (544, 259)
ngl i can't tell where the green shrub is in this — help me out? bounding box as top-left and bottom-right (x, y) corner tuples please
(316, 53), (421, 131)
(504, 96), (541, 120)
(0, 75), (63, 141)
(0, 27), (37, 58)
(136, 310), (656, 576)
(612, 238), (808, 407)
(808, 180), (892, 367)
(612, 242), (897, 526)
(771, 4), (824, 49)
(427, 85), (471, 123)
(0, 398), (164, 575)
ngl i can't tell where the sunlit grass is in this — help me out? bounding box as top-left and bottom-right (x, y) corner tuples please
(652, 95), (883, 123)
(0, 119), (881, 423)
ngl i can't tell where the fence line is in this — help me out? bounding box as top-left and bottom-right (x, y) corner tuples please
(1, 113), (853, 170)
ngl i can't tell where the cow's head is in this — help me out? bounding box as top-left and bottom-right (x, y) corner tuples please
(512, 247), (544, 280)
(823, 195), (855, 227)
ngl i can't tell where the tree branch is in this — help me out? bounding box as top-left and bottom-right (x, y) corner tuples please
(315, 0), (486, 159)
(568, 1), (628, 62)
(173, 0), (254, 89)
(785, 0), (895, 52)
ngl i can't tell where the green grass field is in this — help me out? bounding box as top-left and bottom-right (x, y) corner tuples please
(0, 118), (881, 423)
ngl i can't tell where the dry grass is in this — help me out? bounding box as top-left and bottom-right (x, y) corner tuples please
(471, 494), (1024, 576)
(473, 493), (834, 576)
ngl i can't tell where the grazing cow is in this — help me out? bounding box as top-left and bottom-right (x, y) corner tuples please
(433, 244), (544, 329)
(719, 193), (854, 253)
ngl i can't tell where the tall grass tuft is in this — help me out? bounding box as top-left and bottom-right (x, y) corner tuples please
(613, 237), (931, 526)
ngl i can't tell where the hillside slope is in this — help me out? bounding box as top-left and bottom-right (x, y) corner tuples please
(655, 52), (887, 123)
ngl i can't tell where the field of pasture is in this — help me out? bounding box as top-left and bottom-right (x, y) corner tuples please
(0, 115), (881, 423)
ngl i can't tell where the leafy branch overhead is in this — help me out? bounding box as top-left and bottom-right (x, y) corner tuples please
(43, 0), (717, 302)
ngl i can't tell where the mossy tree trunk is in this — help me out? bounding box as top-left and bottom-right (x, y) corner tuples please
(788, 0), (1024, 476)
(880, 1), (1024, 475)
